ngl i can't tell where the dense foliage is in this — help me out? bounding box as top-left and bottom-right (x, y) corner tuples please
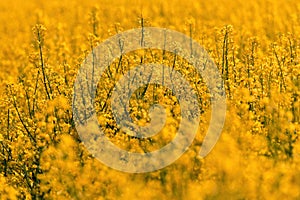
(0, 0), (299, 199)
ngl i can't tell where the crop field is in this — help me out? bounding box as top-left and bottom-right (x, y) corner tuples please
(0, 0), (299, 199)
